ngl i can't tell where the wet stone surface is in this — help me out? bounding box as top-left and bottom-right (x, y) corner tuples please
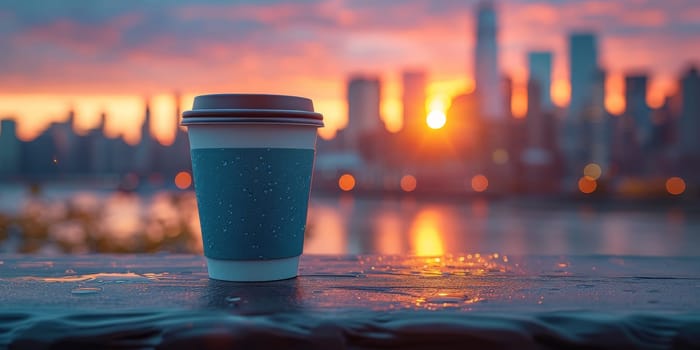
(0, 254), (698, 349)
(0, 254), (698, 313)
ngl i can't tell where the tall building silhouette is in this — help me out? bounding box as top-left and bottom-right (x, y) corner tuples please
(526, 51), (553, 150)
(401, 70), (427, 137)
(679, 67), (700, 157)
(87, 112), (111, 175)
(624, 74), (652, 149)
(588, 68), (611, 175)
(565, 32), (599, 175)
(0, 119), (20, 176)
(523, 51), (559, 191)
(474, 1), (504, 120)
(345, 75), (381, 150)
(53, 109), (80, 174)
(134, 99), (155, 175)
(528, 51), (553, 112)
(167, 92), (191, 174)
(676, 66), (700, 183)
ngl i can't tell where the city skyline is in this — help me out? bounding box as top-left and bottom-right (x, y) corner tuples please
(0, 0), (698, 143)
(1, 28), (698, 196)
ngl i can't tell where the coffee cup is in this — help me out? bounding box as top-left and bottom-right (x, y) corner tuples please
(182, 94), (323, 281)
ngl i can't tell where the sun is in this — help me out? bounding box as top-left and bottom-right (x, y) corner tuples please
(426, 110), (446, 129)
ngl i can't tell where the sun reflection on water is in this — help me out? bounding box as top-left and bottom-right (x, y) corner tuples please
(1, 189), (696, 256)
(409, 209), (446, 256)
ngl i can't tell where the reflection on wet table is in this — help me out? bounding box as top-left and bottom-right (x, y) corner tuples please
(0, 254), (698, 348)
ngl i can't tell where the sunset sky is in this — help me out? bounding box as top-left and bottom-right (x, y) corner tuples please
(0, 0), (698, 144)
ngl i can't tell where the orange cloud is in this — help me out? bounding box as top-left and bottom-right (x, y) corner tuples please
(0, 0), (698, 143)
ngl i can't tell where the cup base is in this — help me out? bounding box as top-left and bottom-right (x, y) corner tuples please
(206, 256), (299, 282)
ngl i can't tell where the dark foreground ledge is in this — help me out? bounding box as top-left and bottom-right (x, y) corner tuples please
(1, 254), (699, 349)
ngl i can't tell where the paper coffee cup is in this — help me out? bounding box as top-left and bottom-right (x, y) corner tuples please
(182, 94), (323, 281)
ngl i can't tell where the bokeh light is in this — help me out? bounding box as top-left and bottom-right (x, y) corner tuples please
(174, 171), (192, 190)
(426, 110), (446, 129)
(492, 149), (509, 164)
(471, 174), (489, 193)
(666, 177), (686, 195)
(400, 175), (417, 192)
(338, 173), (356, 192)
(583, 163), (602, 180)
(578, 176), (597, 194)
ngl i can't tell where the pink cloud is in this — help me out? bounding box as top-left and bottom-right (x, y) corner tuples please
(16, 13), (142, 55)
(174, 2), (324, 29)
(679, 6), (700, 23)
(0, 0), (698, 109)
(580, 1), (623, 15)
(506, 2), (561, 26)
(620, 9), (667, 27)
(20, 19), (119, 54)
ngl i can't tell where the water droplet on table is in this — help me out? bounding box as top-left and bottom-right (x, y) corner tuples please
(225, 296), (242, 306)
(71, 287), (103, 295)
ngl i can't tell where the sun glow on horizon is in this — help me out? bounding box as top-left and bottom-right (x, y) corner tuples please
(511, 84), (528, 118)
(605, 74), (626, 115)
(426, 110), (447, 129)
(551, 78), (571, 108)
(0, 72), (677, 144)
(424, 90), (453, 129)
(0, 94), (146, 143)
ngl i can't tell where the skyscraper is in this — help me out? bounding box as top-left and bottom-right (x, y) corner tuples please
(168, 92), (191, 174)
(526, 51), (553, 151)
(624, 74), (652, 149)
(401, 70), (427, 136)
(523, 53), (560, 193)
(588, 68), (611, 175)
(528, 51), (553, 111)
(345, 75), (381, 149)
(679, 67), (700, 157)
(53, 109), (79, 174)
(569, 33), (598, 117)
(134, 99), (155, 175)
(0, 119), (20, 176)
(474, 1), (504, 120)
(87, 112), (110, 175)
(564, 32), (599, 174)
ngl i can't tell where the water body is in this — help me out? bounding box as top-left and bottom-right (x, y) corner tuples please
(306, 195), (700, 257)
(0, 184), (698, 256)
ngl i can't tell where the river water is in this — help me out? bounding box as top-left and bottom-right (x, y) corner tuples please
(0, 185), (698, 256)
